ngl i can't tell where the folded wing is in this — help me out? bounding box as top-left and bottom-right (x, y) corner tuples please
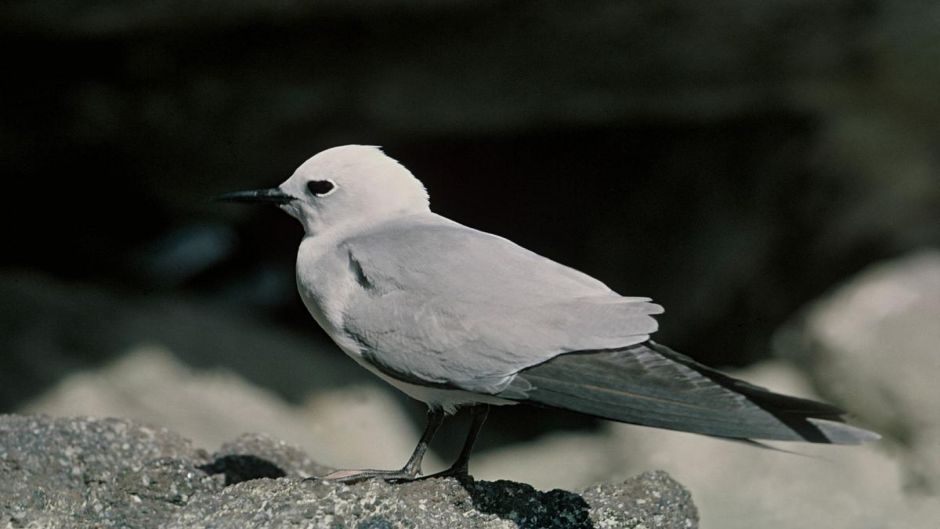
(500, 341), (879, 444)
(339, 214), (663, 393)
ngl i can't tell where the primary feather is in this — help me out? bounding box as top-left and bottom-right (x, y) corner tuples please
(500, 341), (879, 444)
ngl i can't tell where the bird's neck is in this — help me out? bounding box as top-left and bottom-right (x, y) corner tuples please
(305, 207), (430, 240)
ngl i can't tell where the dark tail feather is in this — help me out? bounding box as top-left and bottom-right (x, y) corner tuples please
(501, 341), (879, 445)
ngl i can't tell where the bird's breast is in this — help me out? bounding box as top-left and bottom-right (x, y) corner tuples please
(295, 236), (364, 357)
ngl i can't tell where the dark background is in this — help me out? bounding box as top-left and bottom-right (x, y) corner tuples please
(2, 1), (938, 452)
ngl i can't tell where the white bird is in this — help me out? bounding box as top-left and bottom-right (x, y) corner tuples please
(220, 145), (879, 482)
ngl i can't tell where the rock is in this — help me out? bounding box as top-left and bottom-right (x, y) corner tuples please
(169, 471), (694, 529)
(0, 271), (367, 410)
(205, 432), (331, 483)
(22, 345), (434, 473)
(774, 250), (940, 493)
(0, 414), (218, 529)
(0, 414), (698, 528)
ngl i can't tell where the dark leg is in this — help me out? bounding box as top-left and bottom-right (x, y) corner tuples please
(311, 408), (445, 483)
(423, 405), (490, 479)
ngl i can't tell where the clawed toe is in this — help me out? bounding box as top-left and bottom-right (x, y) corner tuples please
(302, 406), (488, 486)
(419, 464), (469, 481)
(308, 468), (420, 484)
(323, 469), (377, 481)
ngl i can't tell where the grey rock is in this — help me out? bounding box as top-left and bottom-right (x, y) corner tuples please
(0, 271), (370, 411)
(0, 414), (698, 528)
(169, 473), (694, 529)
(775, 250), (940, 493)
(206, 432), (333, 482)
(0, 414), (220, 529)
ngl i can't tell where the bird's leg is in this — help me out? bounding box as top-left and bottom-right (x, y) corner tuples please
(422, 404), (490, 480)
(313, 408), (445, 483)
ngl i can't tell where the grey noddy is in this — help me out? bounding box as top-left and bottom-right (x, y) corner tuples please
(219, 145), (879, 483)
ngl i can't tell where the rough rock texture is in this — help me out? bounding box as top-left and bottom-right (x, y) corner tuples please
(775, 250), (940, 494)
(0, 415), (698, 529)
(169, 471), (693, 529)
(0, 415), (215, 529)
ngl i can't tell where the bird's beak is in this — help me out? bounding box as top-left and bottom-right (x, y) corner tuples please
(215, 188), (296, 205)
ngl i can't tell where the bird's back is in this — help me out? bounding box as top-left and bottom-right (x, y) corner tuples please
(327, 213), (663, 393)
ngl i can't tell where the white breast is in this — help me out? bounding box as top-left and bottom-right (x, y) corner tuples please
(295, 235), (361, 353)
(295, 235), (515, 414)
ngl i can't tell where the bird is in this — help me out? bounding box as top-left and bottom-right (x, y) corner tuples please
(219, 145), (879, 483)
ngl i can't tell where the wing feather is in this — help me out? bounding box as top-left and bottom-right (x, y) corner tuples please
(339, 214), (663, 393)
(501, 341), (878, 444)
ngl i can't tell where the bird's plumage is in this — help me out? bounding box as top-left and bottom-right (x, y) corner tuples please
(339, 213), (662, 394)
(502, 341), (878, 443)
(227, 144), (879, 455)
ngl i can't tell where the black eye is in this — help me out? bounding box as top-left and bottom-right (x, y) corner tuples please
(307, 180), (335, 196)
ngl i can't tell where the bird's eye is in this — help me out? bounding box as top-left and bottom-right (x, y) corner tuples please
(307, 180), (335, 196)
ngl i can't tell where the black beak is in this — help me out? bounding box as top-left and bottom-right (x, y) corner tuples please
(215, 188), (296, 205)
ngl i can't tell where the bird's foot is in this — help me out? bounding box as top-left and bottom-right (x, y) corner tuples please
(305, 468), (420, 484)
(418, 463), (470, 481)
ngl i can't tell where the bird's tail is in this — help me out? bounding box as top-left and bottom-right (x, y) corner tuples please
(500, 341), (879, 444)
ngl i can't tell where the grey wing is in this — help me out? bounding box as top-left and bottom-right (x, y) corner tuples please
(500, 341), (879, 444)
(339, 214), (664, 393)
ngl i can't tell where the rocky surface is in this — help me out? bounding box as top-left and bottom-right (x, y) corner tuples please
(775, 250), (940, 494)
(0, 415), (698, 529)
(0, 271), (365, 411)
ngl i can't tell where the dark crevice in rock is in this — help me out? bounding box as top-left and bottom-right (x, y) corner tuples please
(197, 454), (287, 486)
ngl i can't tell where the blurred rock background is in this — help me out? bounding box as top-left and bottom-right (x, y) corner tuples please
(1, 1), (938, 528)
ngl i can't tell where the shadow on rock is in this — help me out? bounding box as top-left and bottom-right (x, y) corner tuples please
(198, 455), (286, 486)
(458, 477), (595, 529)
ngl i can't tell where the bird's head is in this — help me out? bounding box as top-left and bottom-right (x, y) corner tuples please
(219, 145), (430, 235)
